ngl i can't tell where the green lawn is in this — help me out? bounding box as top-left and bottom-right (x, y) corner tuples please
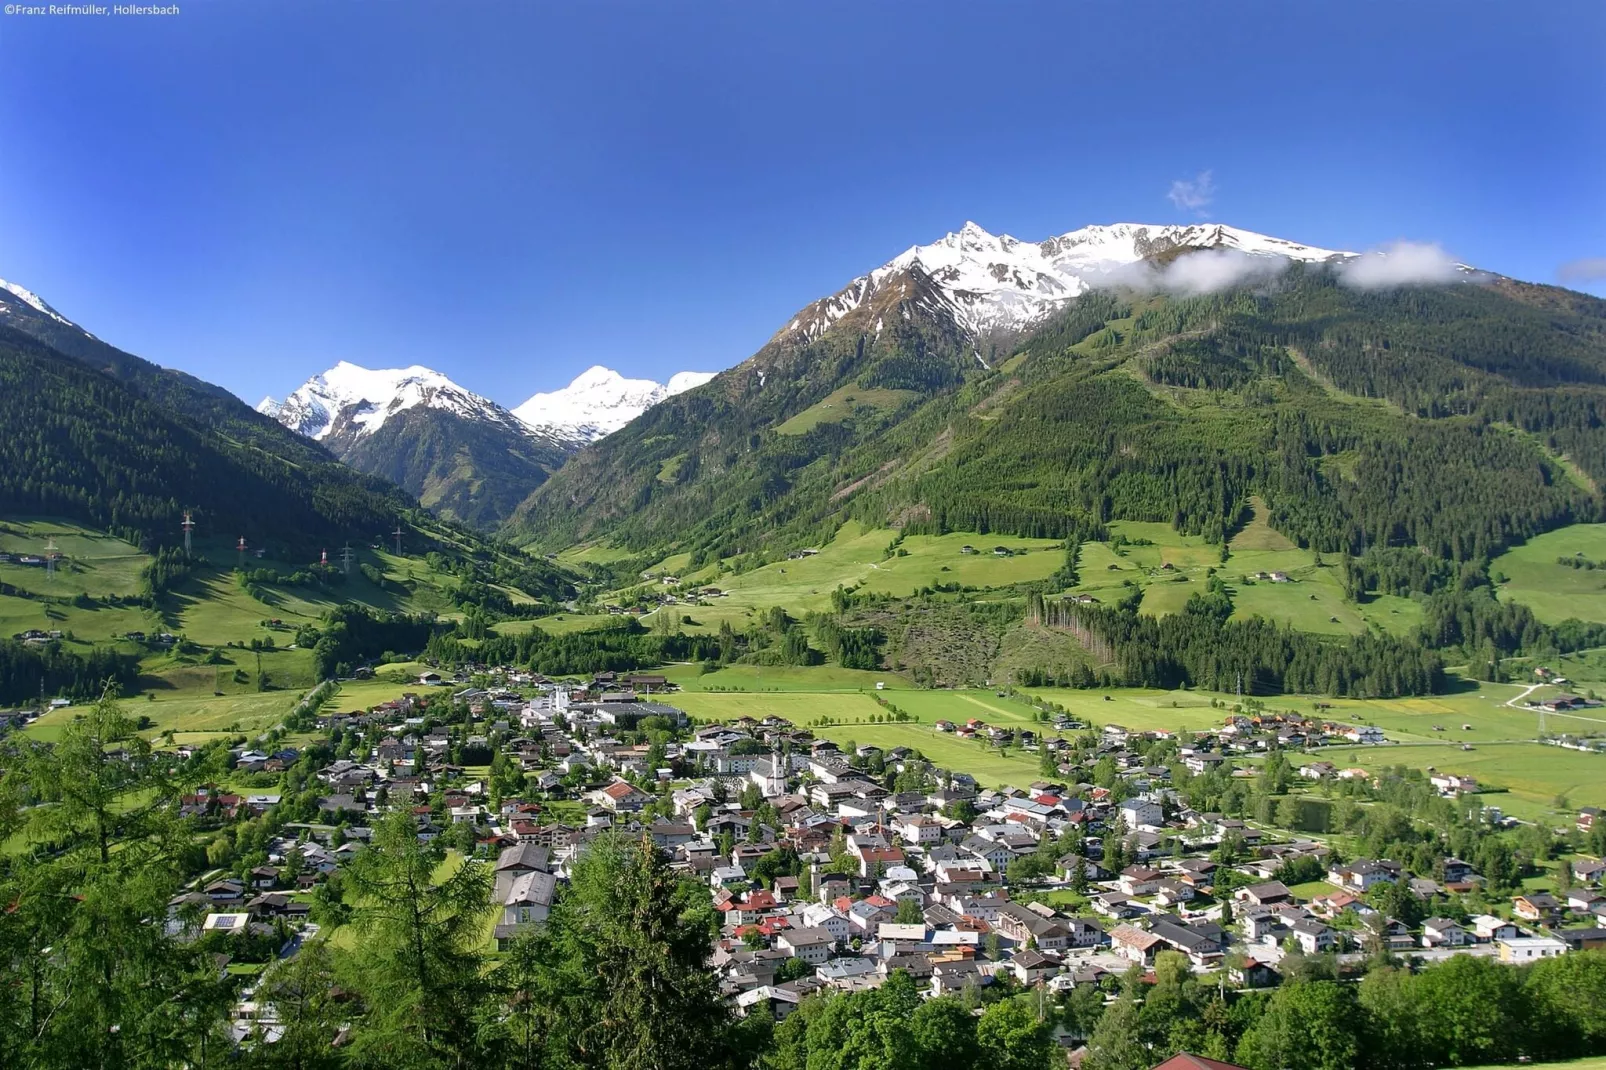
(26, 687), (301, 743)
(1462, 1053), (1606, 1070)
(810, 721), (1043, 788)
(671, 690), (888, 726)
(1491, 522), (1606, 625)
(498, 614), (616, 636)
(877, 689), (1047, 727)
(662, 663), (912, 692)
(0, 519), (150, 599)
(1328, 742), (1606, 822)
(0, 520), (157, 642)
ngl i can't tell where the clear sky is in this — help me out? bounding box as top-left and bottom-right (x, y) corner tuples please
(2, 0), (1602, 406)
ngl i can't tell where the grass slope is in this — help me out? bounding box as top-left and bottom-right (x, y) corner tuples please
(1491, 522), (1606, 625)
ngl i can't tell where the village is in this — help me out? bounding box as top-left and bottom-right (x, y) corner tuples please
(146, 665), (1606, 1054)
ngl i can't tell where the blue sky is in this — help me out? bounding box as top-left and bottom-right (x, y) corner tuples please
(2, 0), (1602, 406)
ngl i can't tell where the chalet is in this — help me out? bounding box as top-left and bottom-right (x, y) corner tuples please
(1422, 918), (1473, 948)
(1328, 859), (1401, 892)
(1514, 893), (1562, 923)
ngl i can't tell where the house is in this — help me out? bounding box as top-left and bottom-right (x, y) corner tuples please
(1118, 799), (1164, 830)
(777, 927), (834, 964)
(1236, 881), (1293, 907)
(1289, 918), (1338, 954)
(419, 671), (444, 686)
(1513, 893), (1562, 923)
(1327, 859), (1400, 892)
(1559, 927), (1606, 952)
(1421, 918), (1473, 948)
(1342, 725), (1385, 744)
(1009, 949), (1059, 985)
(1497, 936), (1567, 962)
(1149, 1055), (1252, 1070)
(1572, 858), (1606, 886)
(1429, 773), (1478, 797)
(591, 780), (650, 813)
(1470, 914), (1521, 942)
(1118, 866), (1163, 897)
(1110, 924), (1164, 965)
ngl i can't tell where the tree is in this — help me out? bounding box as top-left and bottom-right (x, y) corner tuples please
(1526, 950), (1606, 1060)
(26, 685), (162, 864)
(976, 998), (1056, 1070)
(1235, 981), (1359, 1070)
(247, 941), (345, 1070)
(509, 832), (739, 1070)
(1410, 954), (1530, 1067)
(340, 809), (492, 1068)
(909, 997), (979, 1068)
(1084, 989), (1151, 1070)
(0, 689), (228, 1068)
(895, 898), (925, 925)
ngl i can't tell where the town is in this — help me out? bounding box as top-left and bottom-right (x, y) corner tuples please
(114, 660), (1606, 1064)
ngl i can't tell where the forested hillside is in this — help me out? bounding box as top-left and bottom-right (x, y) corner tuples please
(510, 267), (1606, 587)
(335, 403), (574, 529)
(0, 324), (417, 552)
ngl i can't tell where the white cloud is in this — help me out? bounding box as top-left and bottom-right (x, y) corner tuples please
(1103, 248), (1290, 296)
(1338, 241), (1464, 289)
(1166, 170), (1215, 216)
(1558, 258), (1606, 284)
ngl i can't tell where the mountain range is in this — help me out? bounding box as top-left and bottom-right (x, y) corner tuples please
(503, 221), (1606, 579)
(251, 221), (1359, 529)
(8, 217), (1604, 586)
(255, 363), (715, 527)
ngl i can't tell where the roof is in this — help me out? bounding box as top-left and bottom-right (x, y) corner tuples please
(1150, 1054), (1251, 1070)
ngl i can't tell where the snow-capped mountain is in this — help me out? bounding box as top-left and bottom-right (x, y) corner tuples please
(512, 365), (717, 442)
(258, 362), (534, 442)
(0, 278), (89, 334)
(783, 221), (1352, 342)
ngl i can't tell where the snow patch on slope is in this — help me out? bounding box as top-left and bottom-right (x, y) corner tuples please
(512, 365), (716, 442)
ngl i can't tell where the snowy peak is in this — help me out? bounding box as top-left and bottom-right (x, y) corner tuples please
(512, 365), (716, 442)
(0, 277), (91, 335)
(785, 221), (1352, 342)
(258, 361), (523, 442)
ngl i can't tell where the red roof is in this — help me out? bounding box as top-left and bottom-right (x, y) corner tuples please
(1150, 1054), (1250, 1070)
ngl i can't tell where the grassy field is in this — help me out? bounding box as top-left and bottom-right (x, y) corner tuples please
(1064, 503), (1423, 636)
(0, 519), (150, 599)
(670, 690), (888, 726)
(1492, 522), (1606, 625)
(878, 688), (1046, 727)
(774, 387), (919, 436)
(1464, 1047), (1606, 1066)
(810, 721), (1043, 787)
(1327, 742), (1606, 822)
(0, 520), (156, 642)
(661, 663), (912, 692)
(496, 614), (616, 636)
(25, 687), (301, 744)
(630, 520), (1066, 634)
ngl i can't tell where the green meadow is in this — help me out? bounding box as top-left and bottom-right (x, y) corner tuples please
(1491, 522), (1606, 625)
(773, 387), (920, 436)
